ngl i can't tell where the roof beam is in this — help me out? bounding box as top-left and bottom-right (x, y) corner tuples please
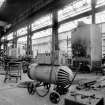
(59, 4), (105, 25)
(5, 3), (105, 35)
(12, 0), (55, 26)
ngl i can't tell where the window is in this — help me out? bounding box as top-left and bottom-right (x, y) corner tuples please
(8, 42), (12, 47)
(96, 0), (105, 8)
(59, 21), (77, 33)
(32, 36), (51, 45)
(32, 28), (52, 39)
(32, 28), (52, 56)
(58, 0), (91, 22)
(17, 26), (27, 37)
(7, 33), (13, 40)
(17, 36), (27, 45)
(58, 16), (91, 33)
(17, 36), (27, 56)
(96, 11), (105, 24)
(31, 14), (52, 31)
(1, 36), (4, 41)
(1, 44), (3, 49)
(102, 23), (105, 33)
(76, 16), (92, 24)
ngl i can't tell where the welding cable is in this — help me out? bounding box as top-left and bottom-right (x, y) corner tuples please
(65, 63), (81, 89)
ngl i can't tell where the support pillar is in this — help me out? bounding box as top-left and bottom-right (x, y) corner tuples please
(26, 25), (32, 56)
(3, 39), (8, 54)
(52, 10), (59, 65)
(91, 0), (96, 24)
(12, 32), (17, 48)
(0, 38), (1, 50)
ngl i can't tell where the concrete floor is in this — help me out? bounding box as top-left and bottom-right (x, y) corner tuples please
(0, 72), (104, 105)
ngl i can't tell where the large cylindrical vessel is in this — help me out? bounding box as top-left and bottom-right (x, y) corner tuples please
(28, 63), (73, 86)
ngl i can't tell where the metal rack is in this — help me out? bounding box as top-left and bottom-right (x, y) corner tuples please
(4, 62), (22, 83)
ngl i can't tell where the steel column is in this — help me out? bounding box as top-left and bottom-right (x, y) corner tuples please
(3, 39), (8, 52)
(91, 0), (96, 24)
(51, 10), (59, 65)
(0, 36), (1, 50)
(26, 25), (32, 56)
(52, 10), (59, 51)
(12, 32), (17, 48)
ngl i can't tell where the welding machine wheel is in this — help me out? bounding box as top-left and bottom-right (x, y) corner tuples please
(49, 92), (60, 104)
(27, 82), (36, 95)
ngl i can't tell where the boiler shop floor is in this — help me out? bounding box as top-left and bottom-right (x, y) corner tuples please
(0, 73), (104, 105)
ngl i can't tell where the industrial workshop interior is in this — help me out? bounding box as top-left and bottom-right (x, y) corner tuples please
(1, 0), (105, 105)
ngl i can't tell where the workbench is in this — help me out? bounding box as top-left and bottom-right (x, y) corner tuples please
(4, 62), (22, 83)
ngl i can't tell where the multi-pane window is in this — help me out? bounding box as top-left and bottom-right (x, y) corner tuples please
(58, 0), (91, 22)
(96, 11), (105, 24)
(8, 42), (13, 47)
(1, 44), (3, 49)
(32, 28), (52, 39)
(59, 21), (77, 33)
(17, 36), (27, 56)
(7, 33), (13, 40)
(75, 16), (92, 24)
(32, 28), (52, 56)
(17, 26), (27, 37)
(31, 14), (52, 31)
(58, 16), (91, 42)
(1, 36), (5, 42)
(97, 22), (105, 56)
(96, 0), (105, 7)
(17, 36), (27, 46)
